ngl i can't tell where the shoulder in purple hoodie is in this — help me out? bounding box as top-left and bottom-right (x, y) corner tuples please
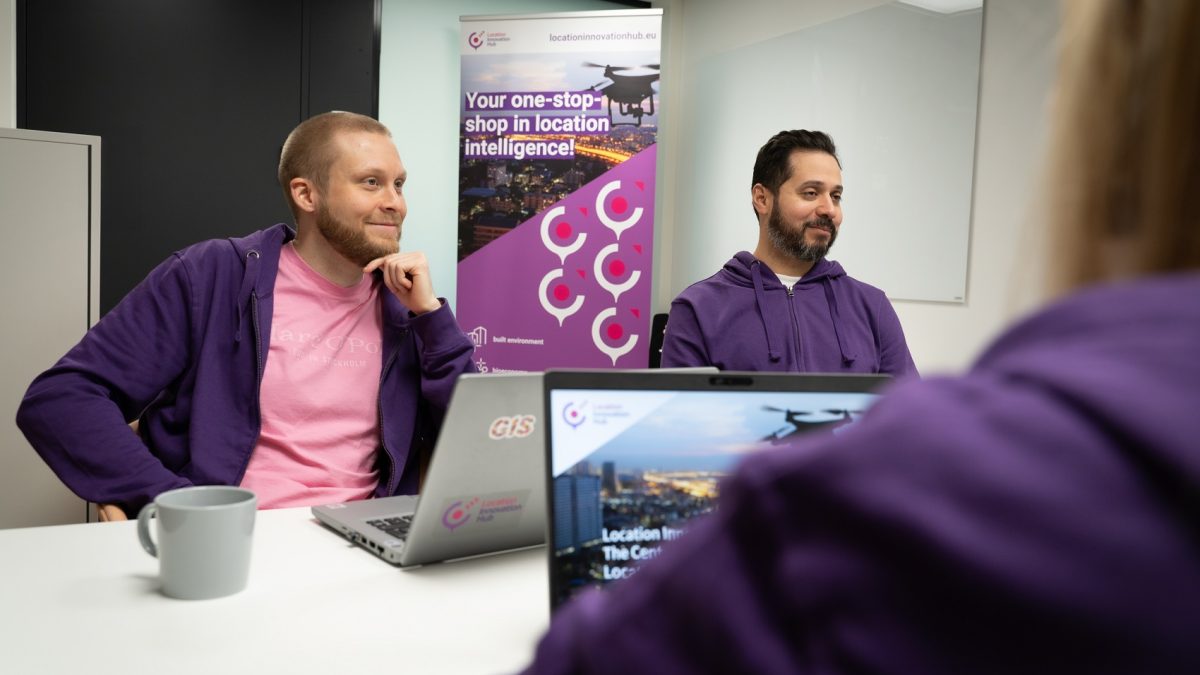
(662, 252), (917, 376)
(522, 271), (1200, 674)
(16, 224), (476, 515)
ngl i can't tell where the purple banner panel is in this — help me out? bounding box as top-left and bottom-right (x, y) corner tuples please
(458, 148), (656, 372)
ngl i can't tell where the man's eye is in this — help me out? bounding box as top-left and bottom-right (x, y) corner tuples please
(395, 181), (405, 192)
(802, 190), (818, 199)
(364, 177), (379, 187)
(832, 194), (843, 203)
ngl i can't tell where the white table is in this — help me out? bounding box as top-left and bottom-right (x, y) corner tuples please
(0, 507), (549, 674)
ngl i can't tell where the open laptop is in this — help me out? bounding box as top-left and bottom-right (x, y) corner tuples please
(312, 372), (546, 567)
(544, 369), (890, 608)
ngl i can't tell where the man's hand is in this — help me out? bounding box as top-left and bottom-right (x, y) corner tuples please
(364, 251), (442, 315)
(97, 503), (128, 522)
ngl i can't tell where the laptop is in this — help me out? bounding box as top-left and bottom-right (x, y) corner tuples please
(543, 369), (890, 608)
(312, 372), (546, 567)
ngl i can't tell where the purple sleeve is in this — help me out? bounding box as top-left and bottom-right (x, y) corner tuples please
(659, 301), (712, 368)
(408, 300), (478, 425)
(874, 293), (918, 377)
(15, 254), (198, 508)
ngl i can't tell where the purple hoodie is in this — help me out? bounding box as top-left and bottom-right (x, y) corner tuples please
(522, 271), (1200, 674)
(662, 252), (917, 376)
(16, 224), (476, 515)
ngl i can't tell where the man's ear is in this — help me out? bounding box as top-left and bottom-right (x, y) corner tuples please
(751, 183), (772, 219)
(290, 177), (318, 214)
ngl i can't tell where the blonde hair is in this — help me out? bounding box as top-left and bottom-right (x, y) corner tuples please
(1049, 0), (1200, 292)
(277, 111), (391, 219)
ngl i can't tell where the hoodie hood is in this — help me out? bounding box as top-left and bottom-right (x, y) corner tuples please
(723, 252), (856, 366)
(229, 224), (293, 343)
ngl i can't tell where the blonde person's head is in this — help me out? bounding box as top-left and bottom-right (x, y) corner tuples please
(278, 111), (392, 220)
(1048, 0), (1200, 293)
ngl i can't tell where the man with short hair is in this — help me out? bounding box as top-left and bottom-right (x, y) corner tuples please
(17, 111), (475, 519)
(660, 130), (917, 376)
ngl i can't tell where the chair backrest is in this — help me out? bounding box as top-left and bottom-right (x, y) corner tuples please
(648, 312), (669, 368)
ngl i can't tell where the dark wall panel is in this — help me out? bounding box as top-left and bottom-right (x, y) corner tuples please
(305, 0), (379, 117)
(19, 0), (378, 313)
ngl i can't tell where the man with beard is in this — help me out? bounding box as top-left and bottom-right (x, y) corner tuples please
(17, 112), (475, 519)
(660, 130), (917, 376)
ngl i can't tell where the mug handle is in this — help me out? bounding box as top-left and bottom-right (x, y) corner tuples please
(136, 503), (159, 558)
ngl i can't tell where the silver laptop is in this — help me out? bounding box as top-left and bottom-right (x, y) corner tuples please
(543, 370), (890, 608)
(312, 372), (546, 567)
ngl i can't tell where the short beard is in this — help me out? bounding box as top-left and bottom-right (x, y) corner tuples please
(766, 203), (836, 263)
(315, 202), (400, 267)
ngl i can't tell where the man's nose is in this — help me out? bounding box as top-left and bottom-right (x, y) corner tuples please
(815, 195), (836, 217)
(381, 188), (404, 212)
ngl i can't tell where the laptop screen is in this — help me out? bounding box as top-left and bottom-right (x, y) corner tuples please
(544, 370), (889, 609)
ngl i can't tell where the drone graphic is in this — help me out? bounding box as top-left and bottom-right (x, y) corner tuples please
(760, 405), (865, 444)
(585, 62), (660, 127)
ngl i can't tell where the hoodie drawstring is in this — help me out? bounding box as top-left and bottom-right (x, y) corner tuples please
(822, 277), (855, 366)
(750, 261), (782, 362)
(234, 250), (261, 342)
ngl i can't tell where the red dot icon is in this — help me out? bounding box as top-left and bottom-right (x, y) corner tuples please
(553, 284), (570, 301)
(607, 323), (624, 340)
(612, 196), (628, 214)
(452, 510), (463, 519)
(555, 222), (572, 238)
(608, 259), (626, 277)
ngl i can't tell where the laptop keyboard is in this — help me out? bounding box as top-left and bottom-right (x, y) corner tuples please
(367, 514), (413, 539)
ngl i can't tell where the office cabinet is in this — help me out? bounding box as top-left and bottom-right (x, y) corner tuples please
(0, 127), (100, 528)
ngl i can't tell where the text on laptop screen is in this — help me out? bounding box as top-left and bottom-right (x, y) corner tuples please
(548, 386), (879, 606)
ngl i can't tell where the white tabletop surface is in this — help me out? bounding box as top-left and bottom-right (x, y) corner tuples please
(0, 506), (550, 674)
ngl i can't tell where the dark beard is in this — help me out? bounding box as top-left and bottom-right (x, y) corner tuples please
(766, 204), (836, 262)
(315, 203), (400, 267)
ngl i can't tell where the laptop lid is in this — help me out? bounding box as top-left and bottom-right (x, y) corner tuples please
(312, 372), (546, 566)
(543, 370), (889, 608)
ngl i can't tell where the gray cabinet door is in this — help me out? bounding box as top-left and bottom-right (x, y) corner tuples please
(1, 129), (100, 528)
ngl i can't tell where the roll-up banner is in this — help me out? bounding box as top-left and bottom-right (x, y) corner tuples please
(457, 10), (663, 373)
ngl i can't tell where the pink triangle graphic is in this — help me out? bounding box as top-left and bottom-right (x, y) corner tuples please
(577, 269), (586, 279)
(579, 207), (589, 216)
(633, 244), (643, 254)
(631, 308), (641, 318)
(635, 181), (645, 191)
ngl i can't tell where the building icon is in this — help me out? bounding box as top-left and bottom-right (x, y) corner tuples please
(467, 326), (487, 350)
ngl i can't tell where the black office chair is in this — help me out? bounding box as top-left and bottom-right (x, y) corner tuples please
(648, 312), (669, 368)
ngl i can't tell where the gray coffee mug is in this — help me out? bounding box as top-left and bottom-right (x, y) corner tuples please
(137, 486), (257, 600)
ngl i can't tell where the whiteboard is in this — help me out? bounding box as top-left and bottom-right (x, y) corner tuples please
(676, 3), (983, 303)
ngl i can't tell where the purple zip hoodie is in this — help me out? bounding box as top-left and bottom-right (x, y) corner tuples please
(16, 224), (476, 515)
(662, 252), (917, 376)
(522, 271), (1200, 674)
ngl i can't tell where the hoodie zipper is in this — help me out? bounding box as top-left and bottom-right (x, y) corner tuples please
(236, 251), (265, 482)
(786, 283), (805, 365)
(378, 344), (401, 494)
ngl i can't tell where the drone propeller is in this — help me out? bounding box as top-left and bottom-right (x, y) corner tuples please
(582, 62), (658, 72)
(762, 405), (811, 415)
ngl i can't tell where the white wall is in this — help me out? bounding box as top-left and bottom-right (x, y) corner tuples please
(658, 0), (1059, 374)
(894, 0), (1059, 373)
(1, 0), (14, 128)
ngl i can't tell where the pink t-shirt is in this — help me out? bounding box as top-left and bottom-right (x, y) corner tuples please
(240, 244), (384, 508)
